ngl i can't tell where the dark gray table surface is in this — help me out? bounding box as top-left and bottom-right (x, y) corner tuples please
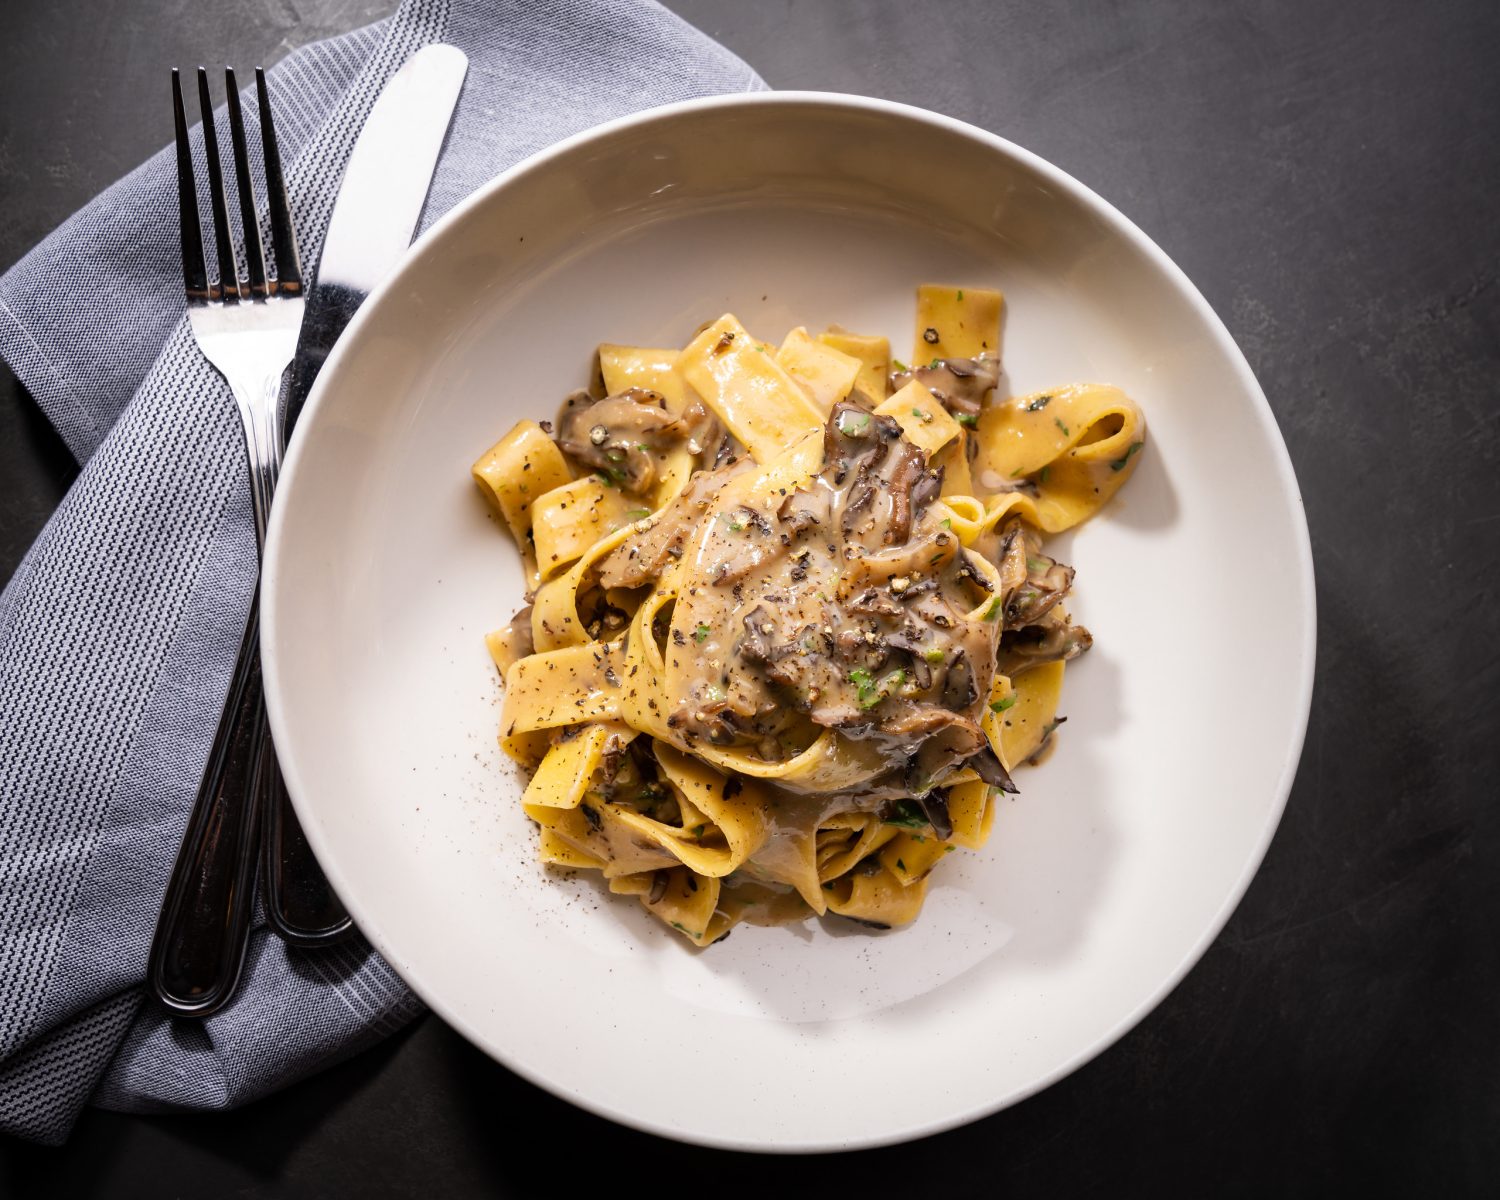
(2, 0), (1497, 1195)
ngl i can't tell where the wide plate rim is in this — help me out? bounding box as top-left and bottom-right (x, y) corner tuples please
(262, 89), (1316, 1153)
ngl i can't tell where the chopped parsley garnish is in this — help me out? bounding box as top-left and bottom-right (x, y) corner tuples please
(1026, 556), (1050, 573)
(694, 623), (711, 643)
(1038, 465), (1051, 484)
(928, 357), (942, 368)
(983, 598), (1003, 621)
(848, 667), (879, 708)
(623, 508), (650, 522)
(924, 648), (946, 665)
(940, 517), (952, 529)
(849, 665), (904, 708)
(955, 412), (978, 428)
(691, 823), (706, 837)
(836, 410), (872, 437)
(891, 358), (909, 372)
(884, 800), (928, 829)
(989, 694), (1017, 713)
(911, 407), (933, 423)
(1055, 418), (1070, 436)
(956, 289), (964, 300)
(1111, 441), (1144, 471)
(727, 519), (745, 532)
(1026, 395), (1051, 412)
(636, 443), (650, 452)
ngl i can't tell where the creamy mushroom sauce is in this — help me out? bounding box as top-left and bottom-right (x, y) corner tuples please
(524, 366), (1092, 857)
(653, 401), (1012, 803)
(547, 390), (1095, 843)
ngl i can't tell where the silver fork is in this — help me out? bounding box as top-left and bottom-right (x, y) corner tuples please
(148, 67), (305, 1017)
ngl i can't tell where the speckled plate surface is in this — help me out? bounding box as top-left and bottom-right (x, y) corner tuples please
(261, 93), (1315, 1152)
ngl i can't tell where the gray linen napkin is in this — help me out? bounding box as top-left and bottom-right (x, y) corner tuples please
(0, 0), (763, 1145)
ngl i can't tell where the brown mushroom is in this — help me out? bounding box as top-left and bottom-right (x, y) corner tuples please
(889, 353), (1001, 419)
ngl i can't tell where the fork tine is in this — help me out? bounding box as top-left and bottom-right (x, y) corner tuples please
(255, 68), (303, 295)
(172, 70), (210, 303)
(196, 67), (242, 303)
(223, 68), (268, 299)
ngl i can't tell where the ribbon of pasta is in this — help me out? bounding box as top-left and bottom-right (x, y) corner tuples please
(983, 661), (1067, 771)
(824, 864), (931, 927)
(530, 518), (646, 652)
(678, 314), (824, 463)
(472, 420), (573, 585)
(775, 326), (861, 415)
(475, 289), (1145, 948)
(817, 330), (889, 401)
(947, 776), (998, 851)
(604, 742), (770, 877)
(502, 640), (626, 739)
(521, 722), (636, 810)
(914, 283), (1004, 361)
(974, 383), (1146, 532)
(816, 812), (901, 883)
(875, 381), (963, 457)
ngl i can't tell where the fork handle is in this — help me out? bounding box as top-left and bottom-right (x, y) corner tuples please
(229, 377), (354, 949)
(148, 599), (267, 1017)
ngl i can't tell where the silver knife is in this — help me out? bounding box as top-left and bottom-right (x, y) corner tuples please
(265, 43), (468, 945)
(283, 42), (468, 437)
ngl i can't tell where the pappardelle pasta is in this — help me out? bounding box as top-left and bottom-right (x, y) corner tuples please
(472, 284), (1145, 946)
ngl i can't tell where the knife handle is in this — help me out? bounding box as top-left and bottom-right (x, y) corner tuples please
(148, 601), (266, 1017)
(270, 280), (364, 948)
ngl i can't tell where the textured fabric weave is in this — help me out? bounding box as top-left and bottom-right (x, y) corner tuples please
(0, 0), (763, 1144)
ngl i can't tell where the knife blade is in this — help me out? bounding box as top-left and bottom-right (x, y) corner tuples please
(283, 42), (468, 439)
(265, 42), (467, 946)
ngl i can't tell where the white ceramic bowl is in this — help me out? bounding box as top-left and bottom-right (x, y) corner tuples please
(262, 92), (1314, 1152)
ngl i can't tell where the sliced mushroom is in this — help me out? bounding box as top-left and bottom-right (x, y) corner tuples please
(914, 788), (954, 841)
(889, 353), (1000, 419)
(737, 605), (776, 664)
(1004, 540), (1075, 628)
(557, 387), (720, 493)
(966, 745), (1018, 794)
(903, 715), (988, 798)
(506, 604), (535, 662)
(994, 519), (1028, 597)
(997, 620), (1093, 676)
(596, 464), (745, 589)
